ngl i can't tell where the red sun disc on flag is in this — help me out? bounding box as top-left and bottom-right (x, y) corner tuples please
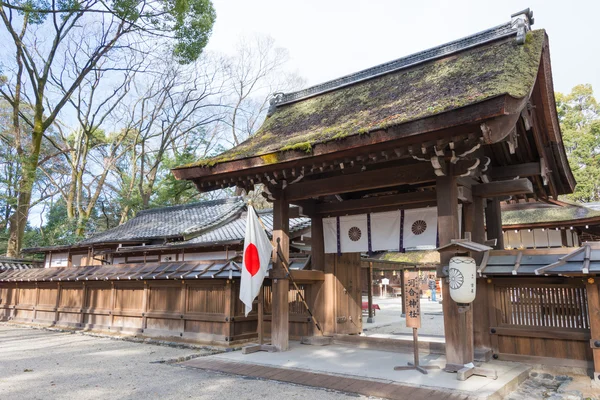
(244, 243), (260, 277)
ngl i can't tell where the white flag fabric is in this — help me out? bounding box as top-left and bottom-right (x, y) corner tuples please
(323, 217), (338, 254)
(371, 211), (401, 251)
(239, 206), (273, 317)
(403, 207), (437, 250)
(339, 215), (369, 253)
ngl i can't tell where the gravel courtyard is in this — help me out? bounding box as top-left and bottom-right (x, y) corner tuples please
(0, 324), (364, 400)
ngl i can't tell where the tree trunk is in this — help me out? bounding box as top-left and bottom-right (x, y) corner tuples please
(6, 125), (44, 257)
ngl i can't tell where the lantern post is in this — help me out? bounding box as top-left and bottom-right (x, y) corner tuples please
(436, 239), (498, 381)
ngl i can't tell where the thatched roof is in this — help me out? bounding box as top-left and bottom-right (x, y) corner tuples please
(501, 202), (600, 227)
(181, 28), (545, 169)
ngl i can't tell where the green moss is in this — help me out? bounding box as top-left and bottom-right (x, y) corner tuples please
(502, 204), (600, 226)
(381, 251), (440, 265)
(177, 30), (546, 170)
(280, 141), (313, 153)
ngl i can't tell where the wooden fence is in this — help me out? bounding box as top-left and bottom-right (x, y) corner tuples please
(488, 277), (593, 367)
(0, 279), (314, 345)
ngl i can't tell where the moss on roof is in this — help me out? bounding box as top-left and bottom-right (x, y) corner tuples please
(183, 30), (545, 169)
(502, 204), (600, 226)
(380, 250), (440, 265)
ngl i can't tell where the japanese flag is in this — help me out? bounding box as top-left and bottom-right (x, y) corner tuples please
(240, 206), (274, 317)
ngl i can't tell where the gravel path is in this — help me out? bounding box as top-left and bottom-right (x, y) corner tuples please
(0, 324), (365, 400)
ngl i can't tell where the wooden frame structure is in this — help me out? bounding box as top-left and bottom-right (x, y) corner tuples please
(171, 12), (579, 372)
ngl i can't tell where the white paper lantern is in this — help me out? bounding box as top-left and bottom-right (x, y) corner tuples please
(449, 256), (477, 304)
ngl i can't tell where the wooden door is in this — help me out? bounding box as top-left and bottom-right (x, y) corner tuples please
(334, 253), (362, 334)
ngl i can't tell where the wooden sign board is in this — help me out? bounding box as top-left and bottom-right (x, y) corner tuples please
(403, 270), (421, 328)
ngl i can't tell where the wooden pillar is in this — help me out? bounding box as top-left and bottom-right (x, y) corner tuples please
(485, 198), (504, 250)
(323, 253), (336, 335)
(272, 197), (290, 351)
(310, 214), (326, 335)
(311, 215), (325, 272)
(464, 196), (486, 244)
(466, 195), (492, 354)
(437, 172), (474, 368)
(586, 281), (600, 382)
(367, 262), (374, 323)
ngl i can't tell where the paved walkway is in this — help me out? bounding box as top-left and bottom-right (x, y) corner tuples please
(182, 357), (470, 399)
(183, 342), (530, 399)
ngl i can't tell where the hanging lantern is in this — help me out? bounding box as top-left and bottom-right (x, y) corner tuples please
(449, 256), (477, 305)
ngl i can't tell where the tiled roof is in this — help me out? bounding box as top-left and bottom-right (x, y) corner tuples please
(0, 256), (311, 282)
(184, 210), (311, 245)
(81, 197), (245, 244)
(0, 257), (42, 271)
(481, 245), (600, 276)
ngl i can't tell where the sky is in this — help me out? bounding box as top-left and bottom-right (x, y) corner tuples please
(205, 0), (599, 96)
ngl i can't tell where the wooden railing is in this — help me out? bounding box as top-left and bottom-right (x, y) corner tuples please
(496, 284), (589, 329)
(488, 278), (593, 366)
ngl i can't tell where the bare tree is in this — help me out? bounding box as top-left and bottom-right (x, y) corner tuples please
(0, 0), (215, 256)
(224, 35), (304, 147)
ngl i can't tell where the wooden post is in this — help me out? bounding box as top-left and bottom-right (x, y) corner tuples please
(311, 215), (325, 272)
(437, 172), (474, 369)
(310, 214), (326, 335)
(586, 281), (600, 382)
(33, 283), (40, 322)
(367, 262), (374, 323)
(258, 287), (264, 344)
(485, 198), (504, 250)
(109, 282), (116, 330)
(55, 283), (61, 325)
(400, 268), (406, 317)
(466, 195), (492, 354)
(141, 281), (149, 333)
(271, 197), (290, 351)
(224, 280), (234, 342)
(80, 282), (87, 328)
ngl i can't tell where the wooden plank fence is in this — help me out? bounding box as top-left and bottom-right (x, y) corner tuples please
(0, 280), (314, 345)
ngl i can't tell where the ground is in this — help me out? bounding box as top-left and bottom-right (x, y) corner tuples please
(361, 295), (445, 338)
(0, 324), (363, 400)
(1, 322), (597, 400)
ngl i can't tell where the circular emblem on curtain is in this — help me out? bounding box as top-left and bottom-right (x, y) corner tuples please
(449, 268), (465, 290)
(348, 226), (362, 242)
(411, 220), (427, 235)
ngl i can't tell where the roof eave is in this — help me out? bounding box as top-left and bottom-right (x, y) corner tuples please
(172, 94), (513, 187)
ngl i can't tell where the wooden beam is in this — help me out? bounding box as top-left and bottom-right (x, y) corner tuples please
(457, 186), (472, 203)
(289, 270), (324, 281)
(314, 191), (437, 214)
(285, 163), (437, 201)
(311, 201), (437, 218)
(472, 179), (533, 198)
(286, 160), (478, 201)
(271, 197), (290, 351)
(488, 162), (540, 180)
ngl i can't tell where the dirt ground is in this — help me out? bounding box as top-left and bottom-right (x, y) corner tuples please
(0, 323), (364, 400)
